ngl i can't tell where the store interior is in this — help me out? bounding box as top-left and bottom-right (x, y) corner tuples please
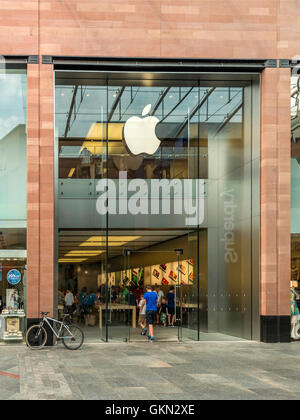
(0, 228), (26, 314)
(0, 228), (27, 341)
(58, 230), (192, 342)
(57, 229), (246, 342)
(55, 73), (259, 342)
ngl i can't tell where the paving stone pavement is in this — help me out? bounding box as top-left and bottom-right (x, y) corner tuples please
(2, 341), (300, 400)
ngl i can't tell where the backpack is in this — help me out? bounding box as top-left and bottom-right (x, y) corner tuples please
(83, 294), (92, 307)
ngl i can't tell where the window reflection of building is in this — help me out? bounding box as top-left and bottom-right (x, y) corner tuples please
(291, 76), (300, 293)
(0, 70), (27, 320)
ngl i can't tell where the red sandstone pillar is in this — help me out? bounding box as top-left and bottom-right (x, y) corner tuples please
(260, 67), (291, 340)
(27, 62), (54, 319)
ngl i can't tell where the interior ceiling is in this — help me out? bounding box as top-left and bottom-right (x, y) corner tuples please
(57, 83), (243, 143)
(58, 230), (188, 263)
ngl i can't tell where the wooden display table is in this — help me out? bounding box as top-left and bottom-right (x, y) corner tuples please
(177, 302), (198, 309)
(96, 304), (137, 329)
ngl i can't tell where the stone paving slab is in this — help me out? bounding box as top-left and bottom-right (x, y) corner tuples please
(0, 341), (300, 399)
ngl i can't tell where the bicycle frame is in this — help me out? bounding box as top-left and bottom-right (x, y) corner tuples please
(40, 316), (74, 340)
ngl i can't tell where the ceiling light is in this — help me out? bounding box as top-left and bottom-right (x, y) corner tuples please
(64, 251), (104, 256)
(86, 236), (141, 243)
(67, 168), (75, 178)
(79, 241), (130, 247)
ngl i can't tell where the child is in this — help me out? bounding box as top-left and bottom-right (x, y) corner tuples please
(159, 297), (168, 327)
(138, 293), (147, 335)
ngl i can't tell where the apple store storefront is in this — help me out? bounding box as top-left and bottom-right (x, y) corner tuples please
(55, 69), (260, 342)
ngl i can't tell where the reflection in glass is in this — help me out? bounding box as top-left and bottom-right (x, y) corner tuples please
(0, 71), (27, 220)
(55, 74), (258, 342)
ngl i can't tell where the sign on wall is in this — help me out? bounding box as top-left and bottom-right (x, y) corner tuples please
(7, 269), (21, 286)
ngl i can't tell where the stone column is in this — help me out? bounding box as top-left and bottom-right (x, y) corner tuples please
(27, 61), (55, 321)
(260, 67), (291, 342)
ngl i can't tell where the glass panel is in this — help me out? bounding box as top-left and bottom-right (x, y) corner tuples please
(0, 69), (27, 340)
(0, 71), (27, 220)
(56, 78), (107, 341)
(103, 232), (194, 342)
(57, 230), (107, 342)
(55, 72), (258, 342)
(291, 75), (300, 297)
(181, 231), (200, 341)
(205, 84), (251, 340)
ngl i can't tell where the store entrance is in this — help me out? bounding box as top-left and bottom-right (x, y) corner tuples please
(57, 229), (199, 343)
(100, 230), (198, 343)
(103, 249), (184, 342)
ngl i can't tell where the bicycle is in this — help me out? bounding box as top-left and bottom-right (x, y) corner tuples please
(26, 312), (84, 350)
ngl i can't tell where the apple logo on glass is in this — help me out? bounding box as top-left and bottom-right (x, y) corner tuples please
(123, 104), (161, 156)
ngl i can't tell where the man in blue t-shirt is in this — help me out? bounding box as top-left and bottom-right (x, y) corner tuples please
(141, 285), (158, 342)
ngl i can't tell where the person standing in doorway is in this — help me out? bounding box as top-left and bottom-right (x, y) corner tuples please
(141, 285), (158, 342)
(138, 292), (147, 335)
(78, 287), (87, 323)
(83, 291), (100, 327)
(167, 286), (176, 327)
(155, 285), (164, 324)
(65, 290), (74, 315)
(159, 296), (168, 327)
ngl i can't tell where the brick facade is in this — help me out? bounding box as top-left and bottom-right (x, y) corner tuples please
(0, 1), (294, 323)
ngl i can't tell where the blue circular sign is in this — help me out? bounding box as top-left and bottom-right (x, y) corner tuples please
(7, 269), (21, 286)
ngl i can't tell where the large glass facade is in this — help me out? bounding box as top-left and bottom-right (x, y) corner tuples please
(55, 71), (260, 342)
(291, 75), (300, 287)
(0, 69), (27, 339)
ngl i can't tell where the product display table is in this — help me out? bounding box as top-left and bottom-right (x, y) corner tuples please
(96, 304), (137, 329)
(177, 303), (198, 309)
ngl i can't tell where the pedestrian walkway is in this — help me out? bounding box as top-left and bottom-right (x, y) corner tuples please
(1, 341), (300, 400)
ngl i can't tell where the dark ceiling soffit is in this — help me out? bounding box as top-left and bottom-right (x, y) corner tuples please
(0, 55), (38, 64)
(45, 56), (277, 72)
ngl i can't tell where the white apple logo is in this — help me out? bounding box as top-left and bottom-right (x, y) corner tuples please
(123, 104), (161, 156)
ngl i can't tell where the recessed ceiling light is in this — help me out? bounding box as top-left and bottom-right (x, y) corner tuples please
(61, 93), (65, 97)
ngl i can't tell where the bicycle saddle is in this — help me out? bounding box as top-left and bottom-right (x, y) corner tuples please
(40, 311), (50, 316)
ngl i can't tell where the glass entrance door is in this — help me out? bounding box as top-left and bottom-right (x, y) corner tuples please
(103, 247), (186, 342)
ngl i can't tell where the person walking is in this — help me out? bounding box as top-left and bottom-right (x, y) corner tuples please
(141, 285), (158, 342)
(167, 286), (176, 327)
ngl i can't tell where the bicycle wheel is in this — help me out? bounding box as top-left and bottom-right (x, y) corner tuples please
(26, 325), (47, 350)
(62, 325), (84, 350)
